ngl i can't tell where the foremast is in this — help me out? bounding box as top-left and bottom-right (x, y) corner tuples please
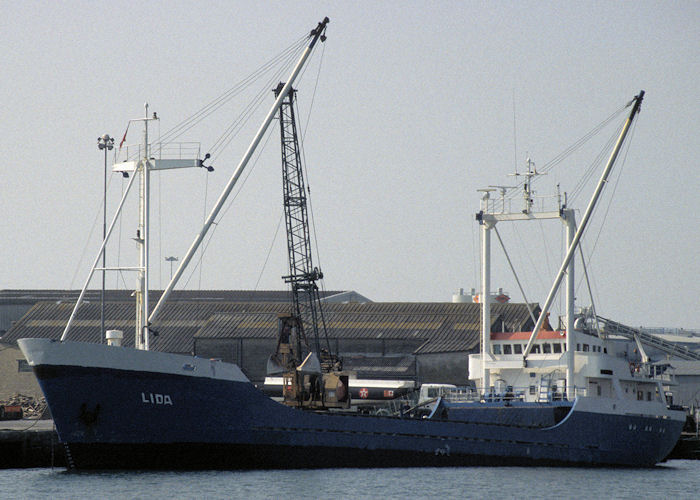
(135, 104), (156, 350)
(60, 105), (206, 349)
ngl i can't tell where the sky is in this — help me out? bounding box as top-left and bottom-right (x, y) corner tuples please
(1, 1), (699, 329)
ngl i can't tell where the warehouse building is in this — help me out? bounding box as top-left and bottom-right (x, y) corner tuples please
(0, 289), (535, 398)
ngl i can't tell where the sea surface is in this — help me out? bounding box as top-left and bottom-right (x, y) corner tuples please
(2, 460), (700, 499)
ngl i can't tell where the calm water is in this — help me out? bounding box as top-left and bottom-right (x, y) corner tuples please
(2, 460), (699, 499)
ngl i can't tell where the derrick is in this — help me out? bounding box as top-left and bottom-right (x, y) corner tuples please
(268, 83), (348, 409)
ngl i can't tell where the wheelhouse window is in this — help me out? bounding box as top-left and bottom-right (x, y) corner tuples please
(543, 343), (552, 353)
(492, 344), (502, 355)
(532, 345), (541, 354)
(513, 344), (523, 354)
(503, 344), (512, 355)
(553, 343), (562, 353)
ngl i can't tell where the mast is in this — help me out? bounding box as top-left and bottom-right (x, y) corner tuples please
(61, 118), (206, 346)
(522, 91), (645, 361)
(149, 17), (330, 326)
(135, 103), (156, 350)
(480, 192), (493, 392)
(563, 208), (576, 398)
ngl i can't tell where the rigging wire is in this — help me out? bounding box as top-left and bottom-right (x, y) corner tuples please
(576, 117), (638, 298)
(206, 43), (304, 161)
(510, 222), (549, 294)
(255, 214), (285, 290)
(294, 45), (326, 275)
(163, 38), (317, 289)
(502, 104), (629, 202)
(157, 171), (162, 288)
(538, 220), (553, 290)
(568, 123), (622, 203)
(156, 36), (308, 147)
(156, 122), (162, 287)
(493, 226), (537, 325)
(116, 36), (308, 164)
(180, 125), (278, 289)
(471, 219), (479, 290)
(198, 167), (211, 290)
(578, 239), (602, 337)
(69, 168), (118, 289)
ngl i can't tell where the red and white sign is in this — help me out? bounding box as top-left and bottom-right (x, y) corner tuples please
(359, 388), (369, 399)
(383, 390), (394, 398)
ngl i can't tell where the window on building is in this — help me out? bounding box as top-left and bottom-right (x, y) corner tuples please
(647, 392), (652, 401)
(553, 343), (562, 353)
(513, 344), (522, 354)
(532, 345), (541, 354)
(529, 385), (536, 395)
(17, 359), (32, 372)
(577, 343), (581, 351)
(583, 344), (590, 352)
(503, 344), (512, 355)
(492, 344), (501, 355)
(543, 343), (552, 353)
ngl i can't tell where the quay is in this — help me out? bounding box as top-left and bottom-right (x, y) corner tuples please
(0, 420), (65, 468)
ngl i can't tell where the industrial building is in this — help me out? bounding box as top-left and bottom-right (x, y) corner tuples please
(0, 289), (534, 399)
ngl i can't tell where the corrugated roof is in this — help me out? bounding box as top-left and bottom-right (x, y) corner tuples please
(2, 300), (538, 355)
(3, 301), (295, 353)
(194, 302), (538, 355)
(0, 289), (345, 304)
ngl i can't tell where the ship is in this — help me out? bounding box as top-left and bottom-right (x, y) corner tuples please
(19, 18), (685, 469)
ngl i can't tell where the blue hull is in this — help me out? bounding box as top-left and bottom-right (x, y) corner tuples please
(33, 363), (683, 469)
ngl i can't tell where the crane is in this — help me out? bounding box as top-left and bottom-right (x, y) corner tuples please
(267, 83), (348, 409)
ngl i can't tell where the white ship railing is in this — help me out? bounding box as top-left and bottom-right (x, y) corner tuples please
(118, 142), (202, 162)
(445, 385), (588, 403)
(482, 192), (562, 216)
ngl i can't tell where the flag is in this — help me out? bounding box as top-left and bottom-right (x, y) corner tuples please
(119, 122), (130, 149)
